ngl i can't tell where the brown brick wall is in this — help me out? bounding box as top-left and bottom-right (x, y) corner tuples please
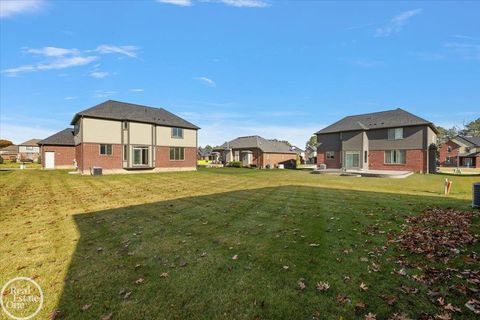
(155, 146), (197, 168)
(260, 153), (296, 168)
(317, 151), (342, 168)
(369, 149), (426, 172)
(81, 143), (122, 171)
(438, 140), (460, 166)
(41, 145), (76, 168)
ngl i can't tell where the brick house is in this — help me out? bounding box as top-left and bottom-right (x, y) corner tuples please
(438, 136), (480, 168)
(38, 128), (76, 169)
(214, 135), (297, 168)
(0, 144), (19, 161)
(315, 108), (438, 173)
(39, 100), (199, 174)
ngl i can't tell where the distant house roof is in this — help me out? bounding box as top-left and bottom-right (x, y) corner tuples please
(19, 139), (41, 146)
(0, 144), (18, 154)
(215, 136), (297, 154)
(459, 136), (480, 147)
(198, 147), (213, 157)
(38, 128), (75, 146)
(290, 146), (304, 153)
(316, 108), (438, 134)
(70, 100), (199, 129)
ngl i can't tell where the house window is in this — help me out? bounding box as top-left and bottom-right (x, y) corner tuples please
(100, 144), (112, 155)
(326, 151), (335, 159)
(384, 150), (406, 164)
(26, 146), (34, 150)
(169, 147), (185, 161)
(74, 123), (80, 135)
(172, 127), (184, 139)
(388, 128), (404, 140)
(364, 150), (368, 163)
(123, 145), (128, 161)
(123, 122), (128, 130)
(447, 146), (452, 152)
(133, 147), (149, 166)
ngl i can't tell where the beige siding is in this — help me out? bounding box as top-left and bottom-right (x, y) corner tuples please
(74, 119), (82, 145)
(426, 127), (437, 147)
(82, 118), (121, 144)
(156, 126), (196, 147)
(129, 122), (153, 145)
(19, 146), (40, 153)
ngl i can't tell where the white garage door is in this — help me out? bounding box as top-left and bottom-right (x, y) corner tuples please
(45, 151), (55, 169)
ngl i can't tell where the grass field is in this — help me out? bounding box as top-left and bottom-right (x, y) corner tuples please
(1, 168), (479, 319)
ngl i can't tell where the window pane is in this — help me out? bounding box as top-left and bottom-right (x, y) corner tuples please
(170, 148), (175, 160)
(123, 145), (127, 161)
(388, 129), (394, 140)
(395, 128), (403, 139)
(385, 150), (391, 163)
(180, 148), (184, 160)
(100, 145), (105, 154)
(107, 145), (112, 155)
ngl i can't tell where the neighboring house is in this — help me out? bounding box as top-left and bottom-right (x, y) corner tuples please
(305, 145), (317, 164)
(197, 147), (214, 160)
(39, 100), (200, 174)
(290, 146), (305, 162)
(0, 145), (19, 161)
(18, 139), (41, 161)
(438, 136), (480, 168)
(38, 128), (76, 169)
(315, 108), (438, 173)
(214, 135), (297, 168)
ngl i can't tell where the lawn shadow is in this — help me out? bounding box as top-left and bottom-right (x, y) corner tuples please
(56, 185), (472, 319)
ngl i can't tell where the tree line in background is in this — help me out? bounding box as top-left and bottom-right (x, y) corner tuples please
(304, 118), (480, 148)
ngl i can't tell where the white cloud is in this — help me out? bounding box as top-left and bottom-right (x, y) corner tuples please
(349, 58), (385, 67)
(95, 45), (139, 58)
(0, 0), (44, 18)
(89, 71), (109, 78)
(375, 8), (422, 37)
(64, 96), (77, 100)
(195, 76), (216, 87)
(26, 47), (80, 57)
(157, 0), (193, 6)
(3, 44), (139, 76)
(130, 88), (144, 92)
(0, 124), (55, 144)
(218, 0), (268, 7)
(444, 42), (480, 61)
(94, 90), (117, 98)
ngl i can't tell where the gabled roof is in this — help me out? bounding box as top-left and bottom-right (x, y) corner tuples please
(0, 145), (18, 153)
(198, 147), (212, 157)
(215, 136), (296, 154)
(19, 139), (41, 146)
(38, 128), (75, 146)
(290, 146), (304, 153)
(70, 100), (199, 129)
(316, 108), (438, 134)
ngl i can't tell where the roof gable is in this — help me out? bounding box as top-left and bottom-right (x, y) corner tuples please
(216, 135), (296, 154)
(19, 139), (41, 146)
(70, 100), (199, 129)
(316, 108), (437, 134)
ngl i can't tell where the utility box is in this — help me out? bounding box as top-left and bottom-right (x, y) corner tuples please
(92, 167), (103, 176)
(473, 183), (480, 208)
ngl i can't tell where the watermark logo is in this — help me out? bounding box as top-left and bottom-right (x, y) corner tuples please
(1, 277), (43, 320)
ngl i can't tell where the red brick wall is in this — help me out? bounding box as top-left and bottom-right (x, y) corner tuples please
(317, 151), (342, 168)
(41, 145), (76, 168)
(260, 153), (296, 168)
(369, 149), (426, 172)
(81, 143), (122, 171)
(155, 146), (197, 168)
(438, 141), (460, 166)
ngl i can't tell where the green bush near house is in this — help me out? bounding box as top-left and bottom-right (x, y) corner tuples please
(227, 161), (242, 167)
(0, 156), (3, 164)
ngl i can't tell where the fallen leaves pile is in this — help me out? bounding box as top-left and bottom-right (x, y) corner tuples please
(392, 207), (480, 318)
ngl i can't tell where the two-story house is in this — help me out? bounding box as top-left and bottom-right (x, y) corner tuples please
(439, 136), (480, 168)
(315, 108), (438, 173)
(18, 139), (41, 161)
(39, 100), (199, 174)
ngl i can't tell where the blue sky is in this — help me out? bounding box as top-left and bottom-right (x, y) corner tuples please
(1, 0), (479, 146)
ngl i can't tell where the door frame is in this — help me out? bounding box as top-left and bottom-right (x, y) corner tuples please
(132, 146), (149, 166)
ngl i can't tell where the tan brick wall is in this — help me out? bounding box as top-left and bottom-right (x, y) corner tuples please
(369, 149), (426, 172)
(155, 146), (197, 168)
(81, 143), (123, 171)
(260, 153), (296, 168)
(41, 145), (76, 168)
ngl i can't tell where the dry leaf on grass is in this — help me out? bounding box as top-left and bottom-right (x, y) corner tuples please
(101, 312), (113, 320)
(359, 282), (368, 291)
(298, 279), (307, 291)
(232, 255), (238, 260)
(365, 313), (376, 320)
(81, 304), (91, 310)
(135, 277), (144, 284)
(316, 282), (330, 292)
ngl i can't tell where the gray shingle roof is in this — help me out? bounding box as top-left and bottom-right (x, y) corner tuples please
(70, 100), (199, 129)
(316, 108), (438, 134)
(38, 128), (75, 146)
(19, 139), (42, 146)
(460, 136), (480, 147)
(215, 136), (296, 154)
(0, 145), (18, 153)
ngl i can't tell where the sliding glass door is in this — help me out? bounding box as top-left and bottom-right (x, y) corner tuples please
(133, 147), (149, 166)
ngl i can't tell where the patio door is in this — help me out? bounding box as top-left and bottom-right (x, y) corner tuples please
(133, 147), (149, 166)
(345, 151), (360, 169)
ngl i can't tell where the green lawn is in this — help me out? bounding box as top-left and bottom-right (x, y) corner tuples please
(0, 160), (41, 169)
(0, 168), (478, 319)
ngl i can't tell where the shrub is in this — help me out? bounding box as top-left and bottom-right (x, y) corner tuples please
(227, 161), (242, 168)
(0, 156), (3, 164)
